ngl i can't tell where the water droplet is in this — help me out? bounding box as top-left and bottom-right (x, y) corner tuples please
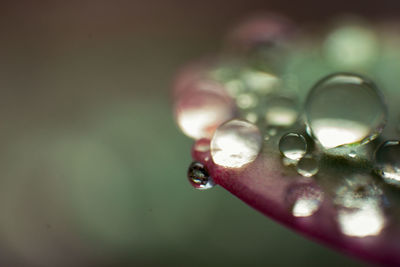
(279, 133), (307, 160)
(241, 69), (280, 95)
(335, 175), (386, 237)
(324, 24), (378, 68)
(211, 119), (262, 168)
(236, 93), (258, 109)
(305, 73), (387, 149)
(187, 162), (215, 190)
(175, 80), (236, 139)
(265, 96), (298, 127)
(375, 140), (400, 186)
(286, 183), (323, 217)
(296, 156), (319, 177)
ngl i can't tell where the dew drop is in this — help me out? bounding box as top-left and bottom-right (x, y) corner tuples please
(236, 92), (258, 109)
(305, 73), (387, 149)
(279, 133), (307, 160)
(187, 162), (215, 190)
(241, 69), (280, 95)
(175, 80), (236, 139)
(211, 119), (262, 168)
(335, 176), (386, 237)
(375, 140), (400, 186)
(324, 24), (378, 68)
(286, 183), (323, 217)
(296, 156), (319, 177)
(265, 96), (298, 127)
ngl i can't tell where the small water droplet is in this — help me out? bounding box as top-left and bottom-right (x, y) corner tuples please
(265, 96), (298, 127)
(375, 140), (400, 186)
(236, 93), (258, 109)
(296, 156), (319, 177)
(279, 133), (307, 160)
(305, 73), (387, 149)
(241, 69), (280, 94)
(286, 183), (323, 217)
(211, 119), (262, 168)
(187, 162), (215, 190)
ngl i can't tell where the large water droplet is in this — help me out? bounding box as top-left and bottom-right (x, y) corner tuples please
(286, 183), (323, 217)
(375, 140), (400, 186)
(265, 96), (298, 127)
(187, 162), (215, 190)
(305, 73), (387, 149)
(279, 133), (307, 160)
(175, 80), (236, 139)
(211, 119), (262, 168)
(296, 156), (319, 177)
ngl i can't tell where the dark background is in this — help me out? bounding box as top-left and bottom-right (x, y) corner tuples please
(0, 1), (395, 266)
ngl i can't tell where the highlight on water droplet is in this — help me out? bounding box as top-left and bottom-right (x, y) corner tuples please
(349, 151), (357, 158)
(305, 73), (387, 149)
(187, 162), (215, 190)
(296, 155), (319, 177)
(174, 79), (236, 139)
(211, 119), (262, 168)
(375, 140), (400, 186)
(279, 132), (307, 160)
(264, 96), (298, 127)
(335, 175), (386, 237)
(285, 182), (323, 217)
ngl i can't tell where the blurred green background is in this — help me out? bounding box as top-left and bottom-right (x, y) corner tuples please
(1, 1), (395, 266)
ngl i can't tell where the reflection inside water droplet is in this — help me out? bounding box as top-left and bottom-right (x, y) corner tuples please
(279, 133), (307, 160)
(375, 140), (400, 186)
(305, 73), (387, 149)
(187, 162), (215, 190)
(286, 183), (323, 217)
(211, 119), (262, 168)
(335, 176), (386, 237)
(265, 96), (298, 127)
(296, 156), (319, 177)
